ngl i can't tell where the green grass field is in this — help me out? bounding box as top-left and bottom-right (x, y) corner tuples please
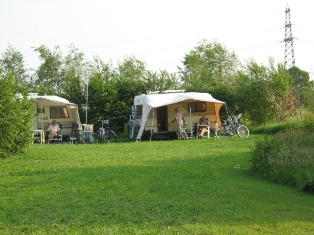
(1, 135), (314, 234)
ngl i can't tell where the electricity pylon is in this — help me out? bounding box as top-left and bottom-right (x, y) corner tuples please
(284, 4), (295, 69)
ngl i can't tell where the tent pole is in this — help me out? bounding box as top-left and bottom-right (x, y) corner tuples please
(41, 101), (43, 130)
(189, 101), (192, 137)
(150, 109), (154, 141)
(86, 80), (88, 126)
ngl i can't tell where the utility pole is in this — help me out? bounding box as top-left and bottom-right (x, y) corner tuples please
(284, 4), (295, 69)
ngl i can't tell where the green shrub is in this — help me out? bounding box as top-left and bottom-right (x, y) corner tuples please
(302, 113), (314, 132)
(251, 128), (314, 193)
(0, 73), (33, 158)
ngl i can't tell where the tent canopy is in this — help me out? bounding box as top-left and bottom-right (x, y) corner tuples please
(27, 94), (77, 107)
(135, 92), (225, 139)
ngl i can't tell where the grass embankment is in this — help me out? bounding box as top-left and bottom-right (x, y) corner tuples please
(1, 135), (314, 234)
(251, 113), (314, 193)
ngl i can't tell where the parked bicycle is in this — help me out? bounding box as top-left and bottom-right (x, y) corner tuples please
(96, 119), (117, 143)
(218, 113), (249, 139)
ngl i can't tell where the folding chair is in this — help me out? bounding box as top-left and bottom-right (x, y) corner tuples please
(182, 121), (195, 139)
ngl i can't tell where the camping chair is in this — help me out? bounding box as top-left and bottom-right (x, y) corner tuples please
(182, 121), (195, 139)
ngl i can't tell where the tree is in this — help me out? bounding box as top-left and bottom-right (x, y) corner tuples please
(0, 45), (29, 90)
(144, 70), (179, 92)
(235, 60), (273, 125)
(288, 66), (311, 109)
(267, 62), (298, 121)
(61, 44), (88, 121)
(178, 39), (240, 94)
(114, 56), (147, 130)
(87, 58), (119, 128)
(0, 72), (33, 158)
(32, 45), (63, 95)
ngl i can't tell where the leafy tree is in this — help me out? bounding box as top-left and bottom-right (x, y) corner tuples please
(144, 70), (179, 92)
(179, 39), (239, 94)
(114, 56), (147, 129)
(32, 45), (63, 95)
(87, 58), (119, 128)
(288, 66), (310, 90)
(267, 61), (298, 121)
(0, 72), (33, 158)
(235, 60), (272, 125)
(288, 66), (311, 109)
(61, 45), (88, 121)
(0, 45), (30, 90)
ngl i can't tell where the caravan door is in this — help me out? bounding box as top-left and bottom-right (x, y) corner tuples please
(157, 106), (168, 131)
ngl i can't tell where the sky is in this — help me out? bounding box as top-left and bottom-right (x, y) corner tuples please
(1, 0), (313, 79)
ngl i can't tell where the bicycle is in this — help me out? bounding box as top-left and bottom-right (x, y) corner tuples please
(96, 119), (117, 143)
(218, 113), (249, 139)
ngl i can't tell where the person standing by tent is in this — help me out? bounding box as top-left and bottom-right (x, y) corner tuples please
(171, 108), (185, 140)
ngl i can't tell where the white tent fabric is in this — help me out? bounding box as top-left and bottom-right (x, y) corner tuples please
(136, 92), (225, 140)
(27, 94), (77, 106)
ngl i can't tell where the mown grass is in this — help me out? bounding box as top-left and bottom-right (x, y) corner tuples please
(1, 135), (314, 234)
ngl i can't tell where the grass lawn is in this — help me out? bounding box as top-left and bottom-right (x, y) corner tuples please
(1, 135), (314, 234)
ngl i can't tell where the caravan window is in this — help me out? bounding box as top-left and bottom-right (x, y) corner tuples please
(136, 105), (143, 116)
(50, 107), (69, 119)
(189, 102), (206, 113)
(37, 107), (45, 114)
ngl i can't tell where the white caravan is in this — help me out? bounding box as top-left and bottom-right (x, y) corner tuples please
(27, 93), (81, 141)
(129, 91), (225, 140)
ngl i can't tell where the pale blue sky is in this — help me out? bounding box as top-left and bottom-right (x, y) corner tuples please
(1, 0), (313, 79)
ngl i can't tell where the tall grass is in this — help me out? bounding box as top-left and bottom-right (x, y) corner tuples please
(1, 136), (314, 234)
(252, 113), (314, 193)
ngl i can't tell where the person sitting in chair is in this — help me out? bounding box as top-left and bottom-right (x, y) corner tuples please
(198, 115), (210, 138)
(47, 119), (60, 144)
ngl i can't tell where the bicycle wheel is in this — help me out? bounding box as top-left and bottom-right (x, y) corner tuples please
(237, 125), (249, 138)
(109, 130), (117, 142)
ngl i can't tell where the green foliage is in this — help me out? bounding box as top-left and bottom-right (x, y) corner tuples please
(288, 66), (310, 90)
(250, 122), (289, 134)
(252, 118), (314, 193)
(302, 112), (314, 132)
(33, 45), (64, 95)
(144, 70), (179, 93)
(179, 39), (239, 96)
(0, 73), (33, 158)
(235, 61), (273, 124)
(0, 45), (29, 90)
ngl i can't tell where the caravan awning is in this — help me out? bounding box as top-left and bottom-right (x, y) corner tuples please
(27, 95), (77, 106)
(135, 92), (225, 140)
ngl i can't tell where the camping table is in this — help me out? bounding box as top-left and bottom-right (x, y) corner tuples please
(33, 130), (45, 144)
(197, 125), (210, 138)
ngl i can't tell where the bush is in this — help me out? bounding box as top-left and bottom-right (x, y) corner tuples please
(251, 124), (314, 193)
(302, 113), (314, 132)
(0, 73), (33, 158)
